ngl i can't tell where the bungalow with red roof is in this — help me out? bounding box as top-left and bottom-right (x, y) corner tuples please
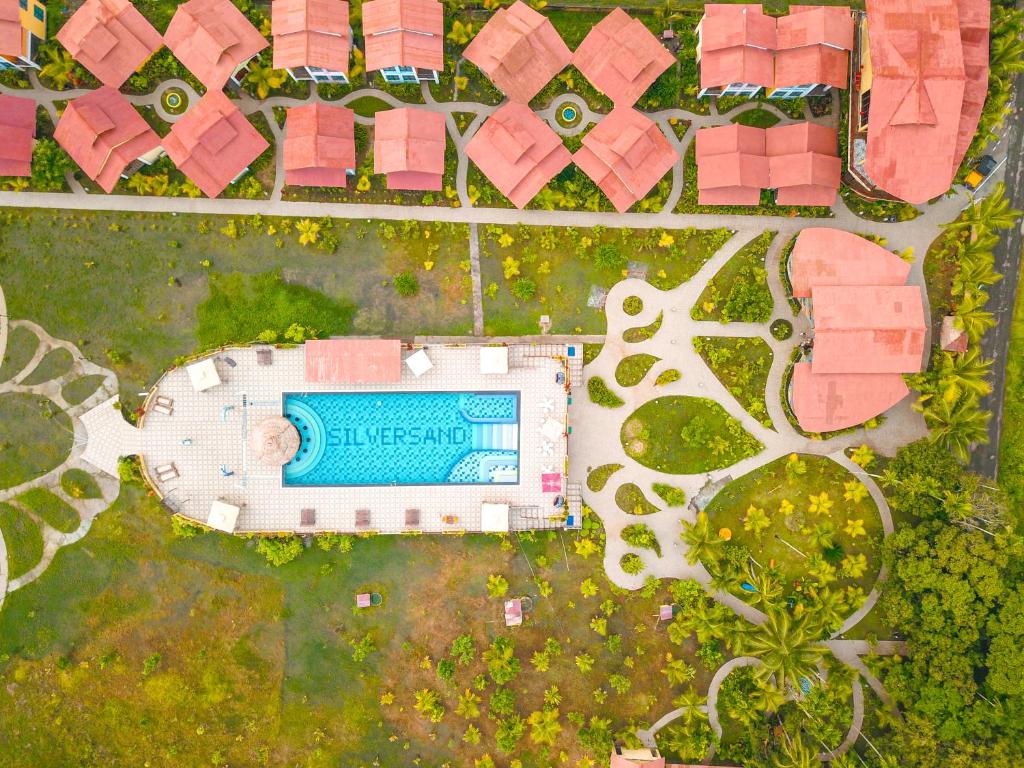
(696, 3), (775, 98)
(771, 5), (852, 98)
(0, 0), (45, 70)
(573, 107), (678, 212)
(362, 0), (443, 84)
(56, 0), (162, 88)
(694, 123), (768, 206)
(283, 103), (355, 187)
(786, 228), (925, 433)
(272, 0), (350, 85)
(162, 90), (269, 198)
(163, 0), (268, 90)
(572, 8), (675, 108)
(609, 746), (697, 768)
(464, 101), (571, 209)
(463, 1), (570, 104)
(853, 0), (990, 204)
(0, 93), (36, 177)
(54, 86), (163, 193)
(766, 122), (840, 206)
(374, 107), (446, 191)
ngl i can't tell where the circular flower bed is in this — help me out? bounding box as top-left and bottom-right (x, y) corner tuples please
(770, 319), (793, 340)
(161, 87), (189, 116)
(555, 101), (583, 129)
(623, 295), (643, 316)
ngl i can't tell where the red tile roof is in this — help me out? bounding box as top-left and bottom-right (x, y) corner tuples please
(0, 94), (35, 177)
(573, 107), (678, 212)
(940, 314), (968, 353)
(863, 0), (988, 204)
(373, 106), (446, 191)
(695, 123), (768, 205)
(777, 5), (853, 50)
(810, 285), (926, 374)
(162, 90), (269, 198)
(791, 363), (910, 433)
(362, 0), (443, 73)
(56, 0), (162, 88)
(774, 44), (848, 90)
(766, 122), (840, 206)
(283, 103), (355, 187)
(53, 86), (161, 192)
(464, 101), (571, 208)
(304, 339), (402, 383)
(572, 8), (675, 107)
(272, 0), (349, 74)
(698, 3), (775, 90)
(463, 1), (570, 104)
(788, 228), (910, 298)
(0, 0), (22, 59)
(163, 0), (268, 90)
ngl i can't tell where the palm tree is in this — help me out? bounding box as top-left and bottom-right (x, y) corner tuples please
(934, 348), (993, 403)
(736, 609), (825, 691)
(654, 0), (682, 30)
(747, 569), (784, 610)
(952, 257), (1002, 296)
(680, 512), (724, 567)
(40, 47), (75, 90)
(244, 61), (287, 99)
(772, 732), (817, 768)
(945, 183), (1022, 242)
(806, 588), (846, 634)
(126, 173), (151, 194)
(925, 395), (991, 462)
(954, 290), (997, 344)
(671, 686), (708, 728)
(749, 679), (786, 715)
(527, 708), (561, 747)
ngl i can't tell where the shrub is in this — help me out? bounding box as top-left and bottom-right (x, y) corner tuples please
(256, 535), (303, 567)
(489, 687), (516, 718)
(655, 369), (681, 386)
(495, 715), (526, 753)
(171, 516), (204, 539)
(512, 278), (537, 300)
(623, 295), (644, 315)
(31, 138), (74, 192)
(436, 658), (456, 682)
(316, 533), (354, 552)
(486, 573), (509, 598)
(393, 272), (419, 297)
(588, 376), (624, 408)
(484, 637), (520, 685)
(594, 243), (626, 270)
(622, 524), (662, 556)
(414, 688), (445, 722)
(350, 633), (376, 662)
(770, 319), (793, 340)
(652, 483), (687, 507)
(620, 553), (644, 575)
(451, 634), (476, 665)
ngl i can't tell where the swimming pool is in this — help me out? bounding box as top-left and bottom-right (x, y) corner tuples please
(281, 391), (520, 486)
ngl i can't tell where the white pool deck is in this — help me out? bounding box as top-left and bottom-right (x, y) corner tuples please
(127, 343), (577, 534)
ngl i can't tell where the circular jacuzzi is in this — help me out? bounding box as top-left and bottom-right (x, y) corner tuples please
(282, 399), (327, 481)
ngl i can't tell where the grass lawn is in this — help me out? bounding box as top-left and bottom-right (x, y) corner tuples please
(923, 227), (960, 338)
(479, 225), (732, 335)
(0, 393), (72, 490)
(621, 396), (763, 474)
(693, 337), (774, 429)
(0, 326), (38, 382)
(615, 354), (660, 387)
(691, 232), (776, 323)
(15, 488), (79, 533)
(614, 483), (660, 515)
(348, 95), (393, 116)
(60, 469), (102, 500)
(704, 454), (883, 617)
(61, 374), (107, 406)
(730, 108), (781, 128)
(586, 463), (623, 492)
(0, 502), (44, 579)
(0, 210), (473, 407)
(19, 347), (73, 386)
(624, 312), (663, 344)
(0, 485), (716, 767)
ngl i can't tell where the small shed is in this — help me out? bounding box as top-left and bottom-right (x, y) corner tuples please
(207, 500), (240, 533)
(504, 598), (523, 627)
(481, 502), (510, 532)
(187, 358), (222, 392)
(940, 315), (968, 353)
(480, 346), (509, 375)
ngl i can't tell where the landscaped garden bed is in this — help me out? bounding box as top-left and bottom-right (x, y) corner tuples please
(615, 354), (660, 387)
(691, 232), (776, 323)
(693, 337), (774, 428)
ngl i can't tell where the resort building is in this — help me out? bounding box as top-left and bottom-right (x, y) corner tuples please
(465, 101), (572, 209)
(694, 123), (768, 206)
(271, 0), (350, 85)
(56, 0), (162, 88)
(787, 228), (925, 433)
(106, 341), (581, 535)
(0, 0), (45, 70)
(53, 86), (163, 193)
(373, 106), (446, 191)
(609, 747), (692, 768)
(846, 0), (990, 204)
(696, 3), (852, 99)
(362, 0), (443, 84)
(463, 0), (570, 104)
(282, 103), (356, 187)
(163, 0), (268, 90)
(162, 90), (269, 198)
(0, 93), (35, 177)
(571, 8), (675, 107)
(572, 107), (678, 213)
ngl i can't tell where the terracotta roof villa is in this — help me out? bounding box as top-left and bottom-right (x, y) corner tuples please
(695, 123), (769, 206)
(1, 0), (46, 70)
(56, 0), (162, 88)
(163, 0), (268, 90)
(856, 0), (990, 204)
(272, 0), (350, 84)
(463, 1), (571, 104)
(283, 103), (355, 187)
(573, 107), (678, 212)
(697, 3), (852, 99)
(787, 228), (925, 433)
(609, 746), (697, 768)
(0, 93), (36, 177)
(571, 8), (675, 107)
(54, 86), (162, 193)
(362, 0), (444, 84)
(373, 107), (446, 191)
(465, 101), (571, 209)
(163, 90), (269, 198)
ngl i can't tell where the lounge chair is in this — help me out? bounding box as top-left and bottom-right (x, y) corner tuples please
(155, 395), (174, 408)
(300, 508), (316, 527)
(155, 463), (179, 482)
(152, 402), (173, 416)
(355, 509), (371, 528)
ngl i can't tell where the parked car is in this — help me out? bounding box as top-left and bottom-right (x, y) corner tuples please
(964, 154), (999, 191)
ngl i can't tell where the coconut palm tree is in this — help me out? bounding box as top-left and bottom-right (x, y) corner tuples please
(527, 708), (561, 747)
(934, 348), (994, 403)
(924, 395), (991, 462)
(736, 609), (825, 691)
(40, 47), (76, 90)
(954, 290), (997, 344)
(244, 60), (287, 99)
(749, 679), (786, 715)
(671, 686), (708, 728)
(747, 569), (784, 610)
(952, 257), (1002, 296)
(806, 588), (846, 634)
(945, 183), (1021, 242)
(772, 732), (817, 768)
(680, 511), (724, 567)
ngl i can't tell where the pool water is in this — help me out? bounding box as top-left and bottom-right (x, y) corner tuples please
(282, 391), (520, 486)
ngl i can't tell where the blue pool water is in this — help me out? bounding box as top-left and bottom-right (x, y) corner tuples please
(282, 391), (520, 486)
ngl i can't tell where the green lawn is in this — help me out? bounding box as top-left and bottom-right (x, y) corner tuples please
(60, 469), (102, 500)
(0, 502), (44, 579)
(0, 393), (72, 490)
(615, 354), (661, 387)
(19, 347), (73, 386)
(693, 337), (775, 428)
(692, 232), (776, 323)
(730, 108), (781, 128)
(61, 374), (107, 406)
(704, 454), (884, 615)
(15, 488), (79, 533)
(0, 485), (717, 767)
(999, 252), (1024, 524)
(586, 463), (623, 492)
(624, 312), (664, 343)
(0, 326), (38, 382)
(621, 396), (763, 473)
(614, 483), (661, 515)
